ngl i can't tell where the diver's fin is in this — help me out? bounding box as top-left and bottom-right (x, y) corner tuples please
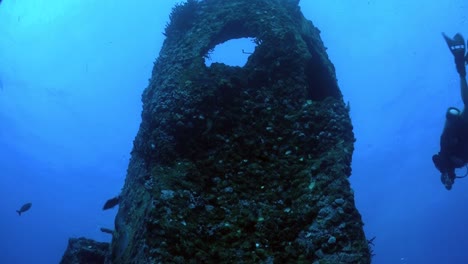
(442, 32), (467, 76)
(442, 32), (465, 56)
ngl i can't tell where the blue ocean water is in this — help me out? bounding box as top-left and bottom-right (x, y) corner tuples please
(0, 0), (467, 263)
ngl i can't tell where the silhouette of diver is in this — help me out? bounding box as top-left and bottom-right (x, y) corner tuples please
(433, 33), (468, 190)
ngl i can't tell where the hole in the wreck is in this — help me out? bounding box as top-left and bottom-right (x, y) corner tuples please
(204, 37), (257, 67)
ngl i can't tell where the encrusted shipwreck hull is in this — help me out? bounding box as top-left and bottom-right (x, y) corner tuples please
(109, 0), (370, 263)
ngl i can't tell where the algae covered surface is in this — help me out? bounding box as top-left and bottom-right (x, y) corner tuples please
(109, 0), (371, 263)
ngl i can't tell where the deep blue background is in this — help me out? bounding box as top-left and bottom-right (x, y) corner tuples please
(1, 1), (467, 263)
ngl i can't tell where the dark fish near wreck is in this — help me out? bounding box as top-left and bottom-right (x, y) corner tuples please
(17, 202), (32, 216)
(102, 195), (120, 210)
(100, 227), (114, 234)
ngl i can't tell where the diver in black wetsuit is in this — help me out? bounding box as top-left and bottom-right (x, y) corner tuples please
(433, 33), (468, 190)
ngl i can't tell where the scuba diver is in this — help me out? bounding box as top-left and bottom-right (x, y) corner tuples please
(432, 32), (468, 190)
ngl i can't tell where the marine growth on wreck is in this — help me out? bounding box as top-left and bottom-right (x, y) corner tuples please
(109, 0), (371, 263)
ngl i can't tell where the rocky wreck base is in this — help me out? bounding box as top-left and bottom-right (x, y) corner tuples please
(60, 237), (109, 264)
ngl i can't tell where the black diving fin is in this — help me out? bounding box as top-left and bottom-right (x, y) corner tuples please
(442, 32), (465, 56)
(442, 32), (467, 75)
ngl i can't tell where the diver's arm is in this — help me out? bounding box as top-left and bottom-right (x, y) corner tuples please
(461, 76), (468, 107)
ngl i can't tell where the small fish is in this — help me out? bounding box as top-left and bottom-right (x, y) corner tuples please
(17, 203), (32, 216)
(102, 195), (120, 210)
(100, 227), (114, 234)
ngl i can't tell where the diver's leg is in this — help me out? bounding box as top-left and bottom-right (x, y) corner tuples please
(461, 76), (468, 107)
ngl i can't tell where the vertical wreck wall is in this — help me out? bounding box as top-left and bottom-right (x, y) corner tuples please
(109, 0), (371, 263)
